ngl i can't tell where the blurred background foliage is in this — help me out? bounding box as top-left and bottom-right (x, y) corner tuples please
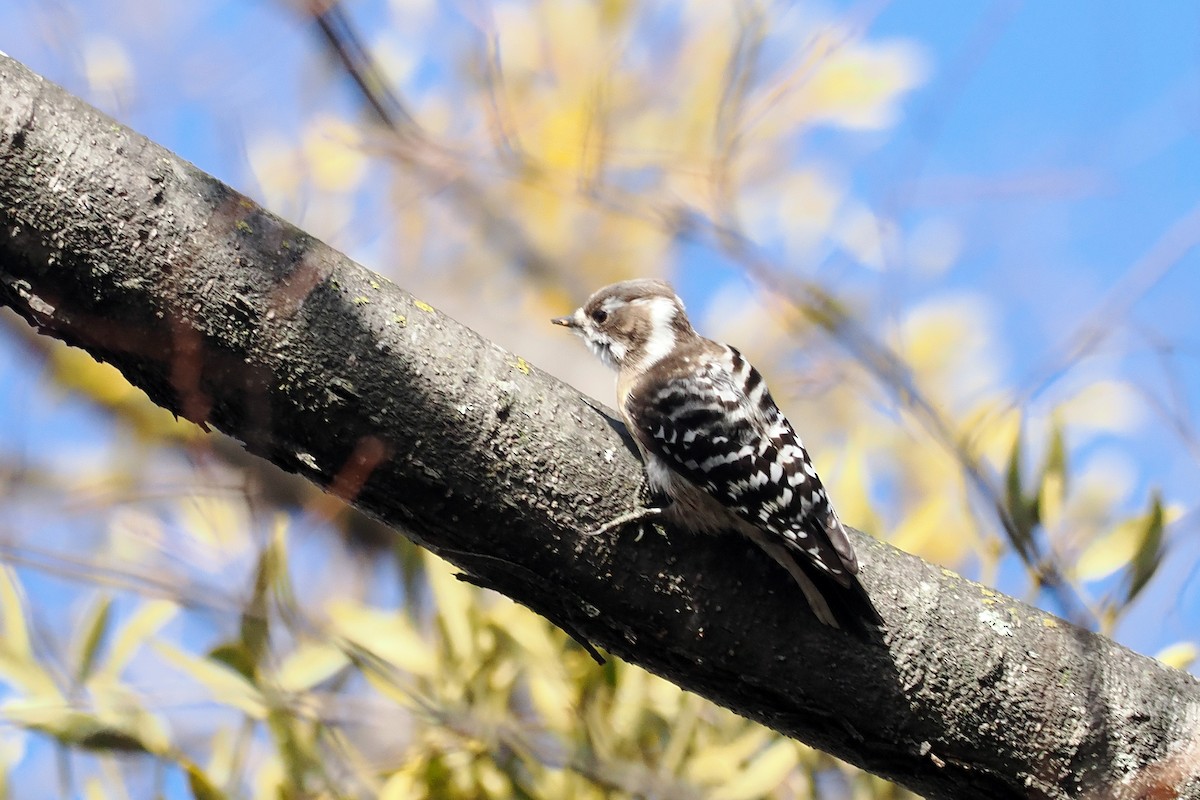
(1, 0), (1199, 797)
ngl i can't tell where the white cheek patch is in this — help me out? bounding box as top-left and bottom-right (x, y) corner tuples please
(639, 296), (678, 367)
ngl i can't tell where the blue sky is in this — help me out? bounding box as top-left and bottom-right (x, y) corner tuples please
(877, 2), (1200, 649)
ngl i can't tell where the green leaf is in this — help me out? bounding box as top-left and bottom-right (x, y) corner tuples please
(7, 707), (147, 753)
(1005, 426), (1023, 509)
(187, 764), (226, 800)
(208, 642), (257, 682)
(71, 725), (147, 753)
(1042, 423), (1067, 489)
(1003, 427), (1035, 558)
(1127, 492), (1165, 603)
(72, 596), (113, 684)
(267, 707), (318, 791)
(1035, 423), (1069, 533)
(239, 545), (273, 679)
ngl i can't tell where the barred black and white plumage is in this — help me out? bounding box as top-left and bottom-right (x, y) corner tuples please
(553, 279), (881, 630)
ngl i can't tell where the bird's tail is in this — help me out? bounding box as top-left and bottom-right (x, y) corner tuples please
(804, 560), (885, 638)
(751, 533), (885, 637)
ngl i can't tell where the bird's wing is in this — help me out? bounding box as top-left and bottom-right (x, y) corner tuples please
(625, 353), (858, 585)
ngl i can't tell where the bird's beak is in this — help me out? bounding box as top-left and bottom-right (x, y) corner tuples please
(551, 314), (579, 329)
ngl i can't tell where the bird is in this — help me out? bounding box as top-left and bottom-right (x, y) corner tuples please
(552, 278), (881, 630)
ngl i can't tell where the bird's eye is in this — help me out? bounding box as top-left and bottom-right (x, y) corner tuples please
(591, 309), (608, 324)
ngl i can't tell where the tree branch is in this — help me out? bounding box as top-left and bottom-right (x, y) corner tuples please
(1, 54), (1197, 800)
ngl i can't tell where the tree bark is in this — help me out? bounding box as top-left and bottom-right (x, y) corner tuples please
(1, 54), (1197, 800)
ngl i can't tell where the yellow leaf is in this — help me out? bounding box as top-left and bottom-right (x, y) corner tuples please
(0, 693), (70, 735)
(0, 724), (27, 767)
(83, 776), (106, 800)
(0, 568), (59, 697)
(380, 770), (417, 800)
(960, 402), (1022, 465)
(89, 683), (171, 755)
(275, 641), (349, 693)
(492, 2), (542, 78)
(427, 556), (477, 662)
(607, 664), (647, 740)
(1156, 642), (1198, 671)
(891, 495), (968, 566)
(303, 115), (366, 193)
(491, 604), (575, 729)
(711, 740), (800, 800)
(543, 0), (604, 75)
(51, 349), (196, 441)
(151, 642), (266, 718)
(647, 672), (684, 719)
(899, 295), (992, 379)
(540, 102), (594, 173)
(1058, 380), (1145, 434)
(803, 39), (927, 130)
(0, 567), (33, 659)
(821, 439), (879, 535)
(359, 669), (416, 709)
(1074, 501), (1176, 583)
(93, 600), (178, 683)
(186, 763), (226, 800)
(204, 725), (237, 789)
(177, 496), (253, 560)
(2, 701), (161, 755)
(1040, 471), (1066, 533)
(776, 170), (843, 253)
(106, 507), (166, 565)
(1075, 517), (1142, 581)
(476, 759), (512, 796)
(52, 349), (138, 405)
(247, 133), (303, 208)
(253, 759), (285, 800)
(326, 599), (435, 677)
(528, 671), (574, 732)
(687, 727), (772, 784)
(490, 603), (559, 662)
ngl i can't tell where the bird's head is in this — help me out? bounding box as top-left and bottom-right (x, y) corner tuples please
(552, 279), (694, 372)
